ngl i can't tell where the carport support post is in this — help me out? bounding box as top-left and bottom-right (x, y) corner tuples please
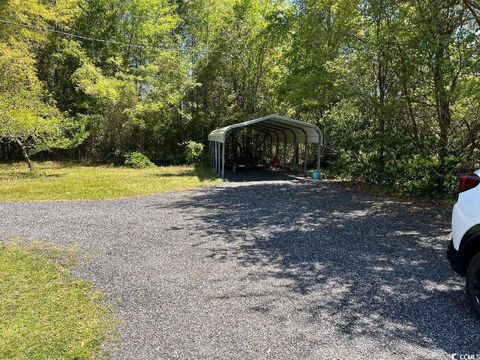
(317, 142), (321, 173)
(221, 141), (225, 179)
(269, 135), (273, 161)
(212, 141), (215, 173)
(218, 142), (221, 175)
(276, 136), (279, 158)
(292, 133), (297, 170)
(211, 142), (215, 170)
(304, 142), (308, 177)
(215, 142), (219, 174)
(294, 142), (299, 169)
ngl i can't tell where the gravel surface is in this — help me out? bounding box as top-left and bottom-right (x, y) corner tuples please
(1, 175), (479, 359)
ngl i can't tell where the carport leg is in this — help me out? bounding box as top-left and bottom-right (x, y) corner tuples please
(215, 142), (218, 174)
(317, 142), (321, 174)
(221, 142), (225, 179)
(213, 142), (215, 173)
(218, 142), (221, 175)
(276, 137), (279, 158)
(210, 142), (214, 170)
(215, 142), (219, 174)
(304, 142), (308, 177)
(269, 135), (273, 162)
(294, 142), (299, 169)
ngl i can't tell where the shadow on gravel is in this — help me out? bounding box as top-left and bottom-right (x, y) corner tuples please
(152, 180), (479, 355)
(224, 169), (299, 182)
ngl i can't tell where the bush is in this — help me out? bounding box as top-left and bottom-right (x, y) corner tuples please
(183, 141), (204, 164)
(400, 155), (458, 196)
(124, 151), (155, 169)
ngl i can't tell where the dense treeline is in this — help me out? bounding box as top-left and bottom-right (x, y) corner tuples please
(0, 0), (479, 194)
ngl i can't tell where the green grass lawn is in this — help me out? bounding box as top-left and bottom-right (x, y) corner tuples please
(0, 161), (220, 201)
(0, 241), (116, 359)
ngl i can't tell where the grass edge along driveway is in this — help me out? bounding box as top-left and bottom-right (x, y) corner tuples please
(0, 161), (220, 201)
(0, 241), (118, 359)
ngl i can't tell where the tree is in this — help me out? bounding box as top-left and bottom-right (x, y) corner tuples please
(0, 0), (84, 169)
(47, 0), (193, 161)
(183, 0), (288, 138)
(462, 0), (480, 26)
(280, 0), (479, 195)
(0, 43), (70, 170)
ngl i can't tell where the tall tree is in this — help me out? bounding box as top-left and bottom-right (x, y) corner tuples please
(0, 0), (83, 170)
(184, 0), (289, 139)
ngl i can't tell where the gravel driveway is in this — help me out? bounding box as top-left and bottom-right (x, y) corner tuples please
(1, 176), (479, 359)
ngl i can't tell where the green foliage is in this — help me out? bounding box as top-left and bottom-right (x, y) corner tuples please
(184, 0), (287, 130)
(183, 141), (205, 164)
(72, 61), (138, 158)
(124, 151), (155, 169)
(0, 41), (81, 170)
(279, 0), (480, 196)
(0, 0), (87, 170)
(67, 0), (194, 161)
(400, 155), (458, 196)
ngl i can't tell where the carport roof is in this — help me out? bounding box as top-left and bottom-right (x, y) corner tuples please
(207, 114), (323, 144)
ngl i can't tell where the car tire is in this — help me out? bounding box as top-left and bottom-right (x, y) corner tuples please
(466, 252), (480, 319)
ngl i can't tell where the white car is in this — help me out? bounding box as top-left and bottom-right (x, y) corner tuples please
(448, 170), (480, 318)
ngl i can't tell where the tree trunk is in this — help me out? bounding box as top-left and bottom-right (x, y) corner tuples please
(431, 37), (452, 193)
(15, 139), (34, 171)
(377, 53), (386, 180)
(432, 47), (452, 165)
(396, 43), (421, 149)
(462, 0), (480, 27)
(375, 1), (387, 181)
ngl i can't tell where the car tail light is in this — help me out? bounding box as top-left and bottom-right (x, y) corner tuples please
(459, 173), (480, 193)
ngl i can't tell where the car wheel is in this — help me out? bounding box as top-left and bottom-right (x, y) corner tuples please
(466, 252), (480, 319)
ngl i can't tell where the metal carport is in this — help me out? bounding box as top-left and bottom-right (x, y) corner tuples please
(207, 114), (324, 179)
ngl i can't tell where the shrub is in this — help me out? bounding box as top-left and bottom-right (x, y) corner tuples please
(183, 141), (205, 164)
(124, 151), (155, 169)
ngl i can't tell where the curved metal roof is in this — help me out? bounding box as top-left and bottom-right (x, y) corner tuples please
(207, 114), (323, 144)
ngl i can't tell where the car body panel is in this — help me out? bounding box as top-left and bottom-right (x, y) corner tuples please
(452, 169), (480, 250)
